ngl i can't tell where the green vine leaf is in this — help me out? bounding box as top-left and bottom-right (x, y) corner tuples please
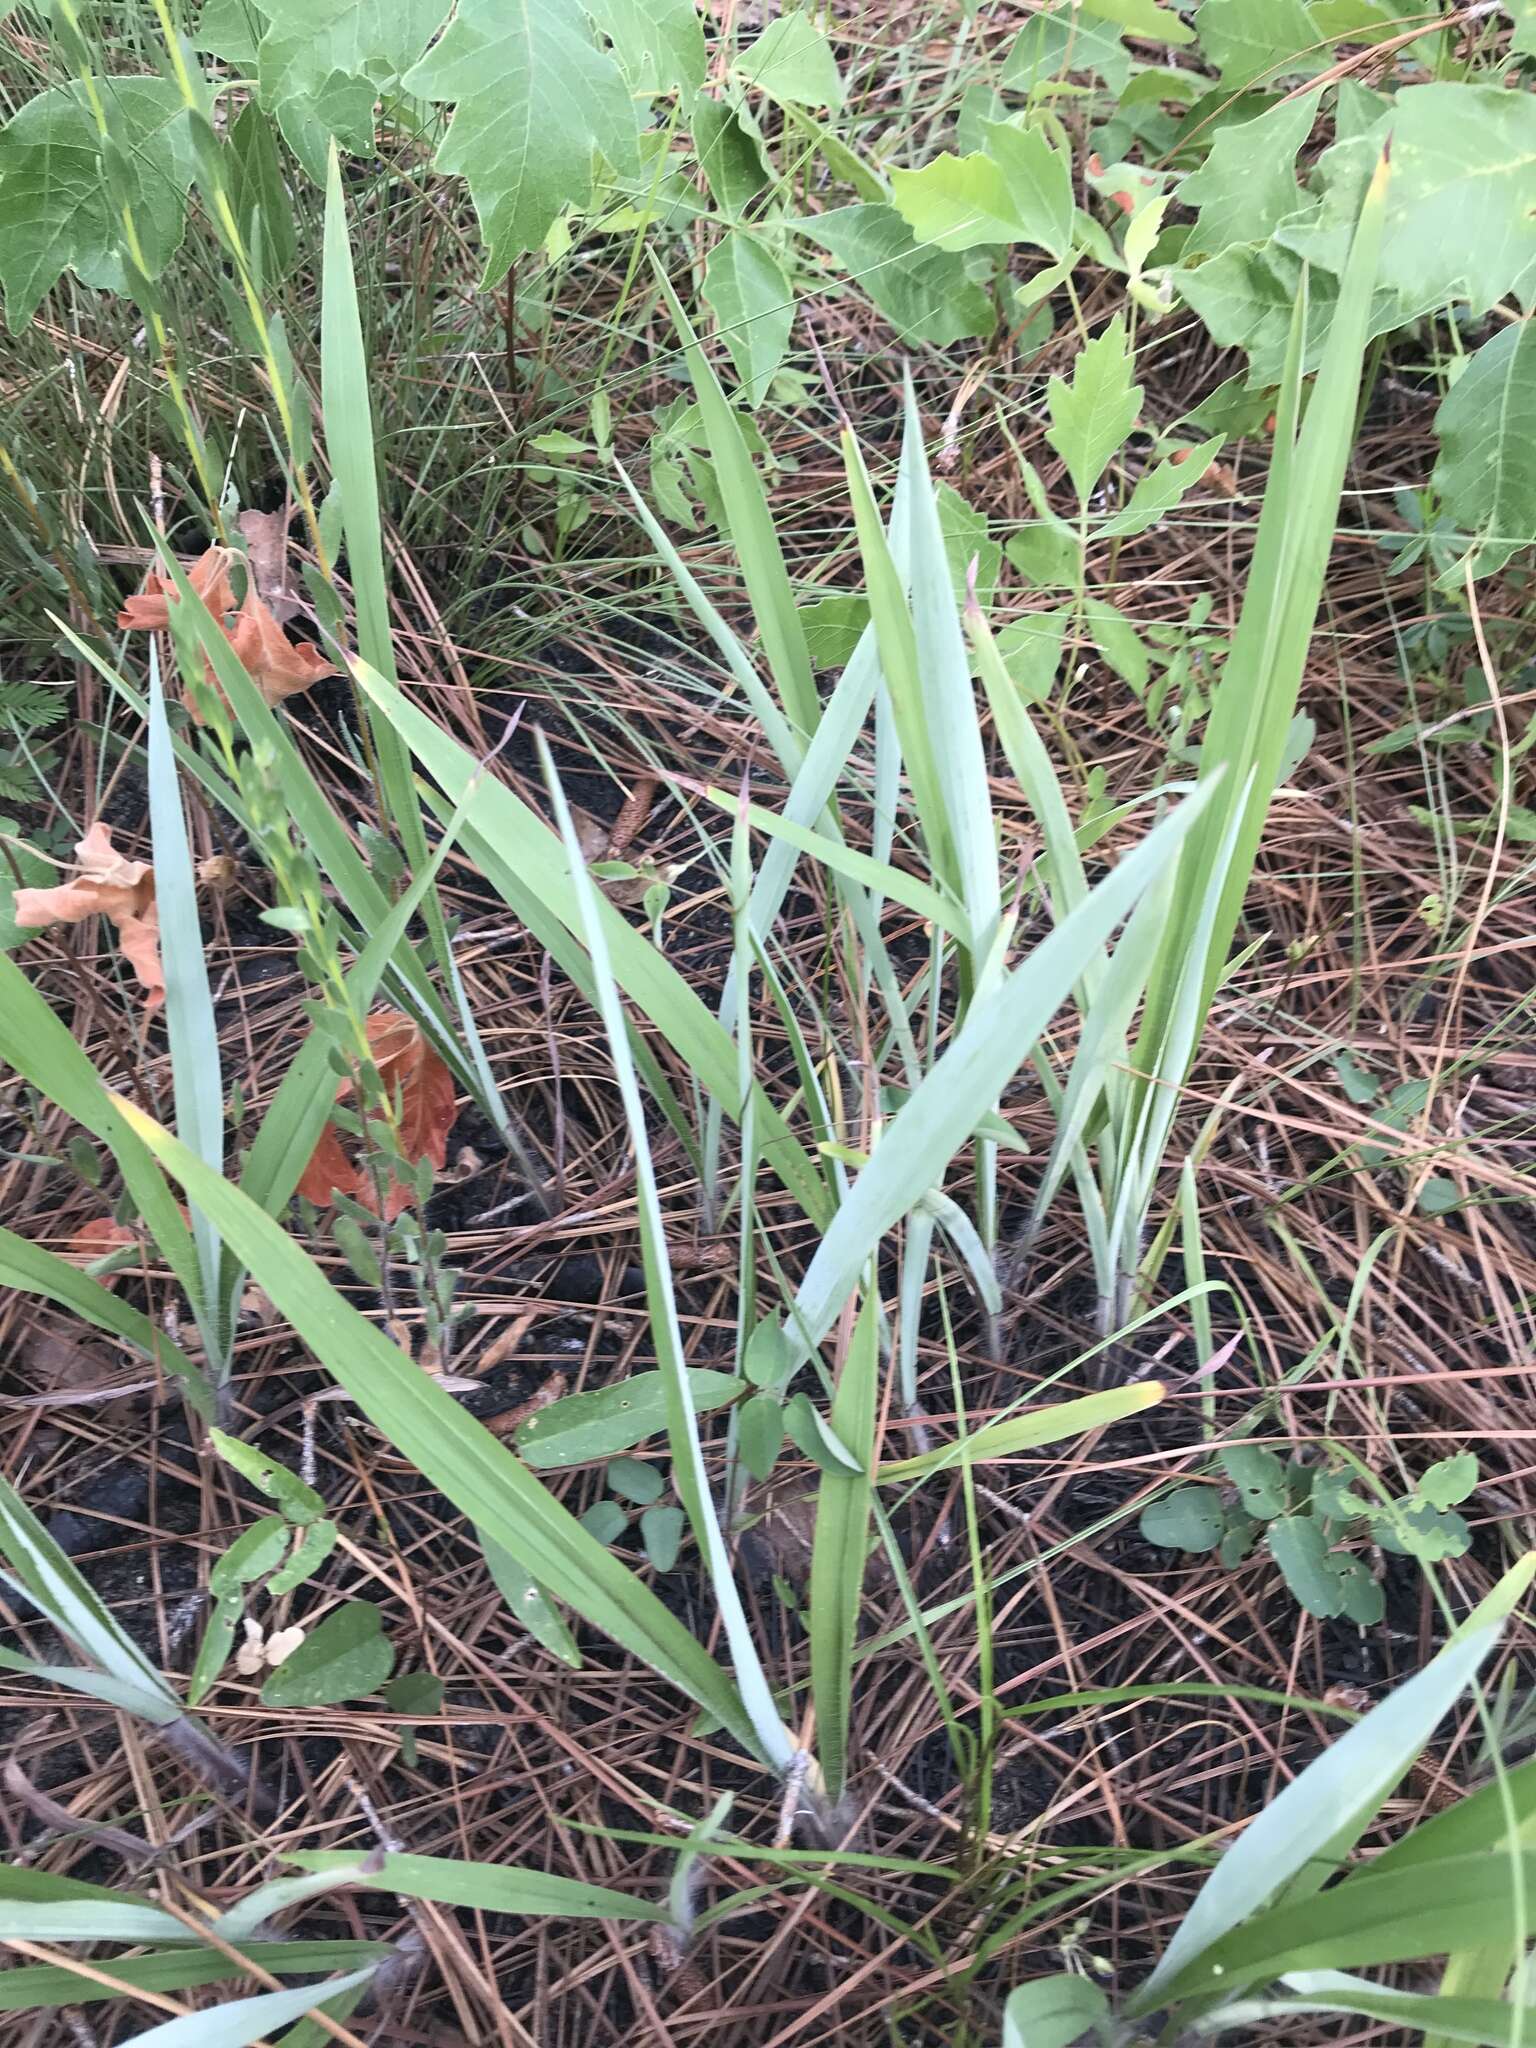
(1179, 97), (1316, 259)
(1045, 314), (1141, 507)
(792, 206), (994, 344)
(1432, 321), (1536, 580)
(702, 229), (794, 407)
(1275, 85), (1536, 316)
(0, 78), (199, 329)
(732, 12), (844, 111)
(403, 0), (641, 286)
(252, 0), (450, 179)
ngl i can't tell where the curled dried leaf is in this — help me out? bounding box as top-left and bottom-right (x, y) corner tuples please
(61, 1217), (139, 1287)
(117, 546), (235, 631)
(12, 824), (164, 1007)
(224, 586), (339, 706)
(297, 1009), (457, 1221)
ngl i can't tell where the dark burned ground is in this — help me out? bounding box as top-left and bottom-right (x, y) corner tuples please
(3, 306), (1535, 2047)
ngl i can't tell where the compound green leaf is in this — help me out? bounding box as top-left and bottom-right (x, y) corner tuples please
(1046, 315), (1140, 506)
(792, 204), (993, 343)
(253, 0), (449, 178)
(1432, 320), (1536, 578)
(403, 0), (639, 285)
(702, 229), (794, 407)
(733, 12), (844, 110)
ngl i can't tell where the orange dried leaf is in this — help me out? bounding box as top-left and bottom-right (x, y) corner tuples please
(224, 586), (339, 706)
(297, 1009), (457, 1221)
(117, 547), (235, 631)
(13, 824), (164, 1007)
(64, 1217), (139, 1288)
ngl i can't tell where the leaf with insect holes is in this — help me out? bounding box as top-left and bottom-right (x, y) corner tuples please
(514, 1370), (742, 1468)
(0, 78), (200, 329)
(792, 205), (994, 344)
(403, 0), (640, 286)
(1266, 1514), (1345, 1618)
(1220, 1445), (1289, 1521)
(1045, 315), (1140, 507)
(1419, 1453), (1477, 1510)
(297, 1009), (456, 1221)
(1140, 1486), (1224, 1553)
(1275, 85), (1536, 316)
(733, 12), (844, 109)
(1375, 1499), (1472, 1565)
(260, 1600), (394, 1706)
(1432, 321), (1536, 579)
(702, 231), (794, 407)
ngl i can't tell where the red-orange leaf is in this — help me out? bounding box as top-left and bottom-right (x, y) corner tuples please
(117, 546), (235, 631)
(297, 1009), (456, 1221)
(64, 1217), (139, 1288)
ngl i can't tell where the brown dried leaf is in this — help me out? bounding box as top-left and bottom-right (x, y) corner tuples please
(297, 1009), (457, 1221)
(224, 586), (339, 706)
(236, 508), (300, 623)
(117, 546), (235, 631)
(13, 825), (164, 1007)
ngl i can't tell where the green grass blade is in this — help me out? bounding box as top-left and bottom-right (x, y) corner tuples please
(0, 953), (203, 1332)
(653, 264), (816, 738)
(111, 1099), (771, 1762)
(0, 1945), (388, 2015)
(879, 1381), (1163, 1482)
(116, 1965), (378, 2048)
(542, 735), (797, 1773)
(146, 636), (224, 1358)
(349, 660), (830, 1226)
(775, 782), (1214, 1368)
(808, 1287), (880, 1801)
(283, 1851), (670, 1922)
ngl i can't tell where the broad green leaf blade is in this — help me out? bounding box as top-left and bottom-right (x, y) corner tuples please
(515, 1370), (743, 1468)
(879, 1382), (1163, 1482)
(0, 1944), (388, 2015)
(890, 152), (1032, 252)
(1150, 1851), (1536, 2006)
(791, 206), (993, 345)
(1181, 96), (1316, 258)
(110, 1104), (769, 1762)
(1432, 320), (1536, 578)
(1274, 84), (1536, 314)
(1004, 1975), (1114, 2048)
(776, 782), (1212, 1367)
(147, 639), (223, 1346)
(733, 13), (844, 109)
(260, 1601), (394, 1706)
(284, 1850), (670, 1921)
(1134, 1614), (1508, 2006)
(116, 1967), (377, 2048)
(1045, 314), (1141, 507)
(809, 1289), (880, 1799)
(253, 0), (448, 176)
(653, 269), (817, 736)
(402, 0), (639, 284)
(702, 230), (794, 408)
